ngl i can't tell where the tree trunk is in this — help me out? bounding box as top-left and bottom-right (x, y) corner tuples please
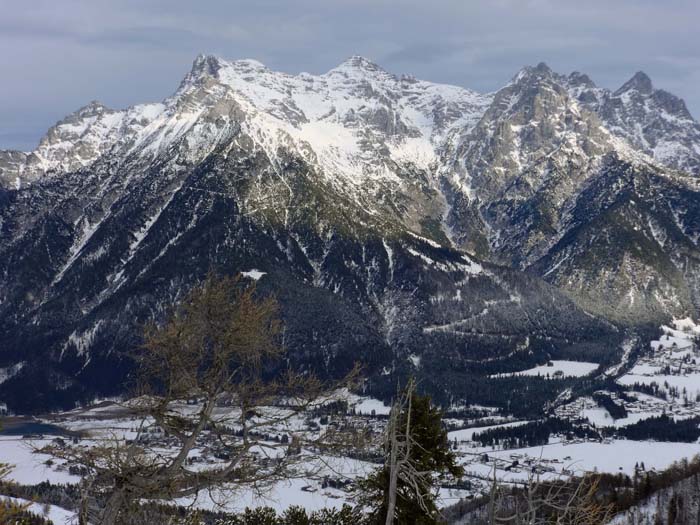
(385, 405), (399, 525)
(100, 489), (125, 525)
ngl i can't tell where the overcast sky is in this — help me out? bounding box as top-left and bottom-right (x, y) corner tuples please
(2, 0), (699, 151)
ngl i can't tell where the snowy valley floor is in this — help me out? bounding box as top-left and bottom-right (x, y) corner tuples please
(1, 319), (700, 523)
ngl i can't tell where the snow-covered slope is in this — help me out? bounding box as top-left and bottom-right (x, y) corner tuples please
(0, 101), (166, 189)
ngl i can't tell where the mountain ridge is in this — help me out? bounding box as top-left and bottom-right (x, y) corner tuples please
(2, 55), (700, 413)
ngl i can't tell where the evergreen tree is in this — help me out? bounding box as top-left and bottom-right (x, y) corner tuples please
(358, 380), (463, 524)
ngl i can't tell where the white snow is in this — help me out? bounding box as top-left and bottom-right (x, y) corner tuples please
(408, 354), (421, 368)
(0, 362), (25, 384)
(382, 239), (394, 282)
(626, 363), (663, 376)
(6, 54), (494, 211)
(448, 420), (530, 442)
(52, 216), (109, 285)
(494, 360), (599, 379)
(581, 407), (613, 427)
(0, 496), (77, 525)
(406, 231), (443, 248)
(174, 455), (373, 515)
(241, 269), (267, 280)
(476, 439), (700, 477)
(618, 373), (700, 396)
(618, 318), (700, 397)
(61, 320), (104, 357)
(405, 247), (482, 276)
(0, 438), (81, 485)
(348, 395), (391, 415)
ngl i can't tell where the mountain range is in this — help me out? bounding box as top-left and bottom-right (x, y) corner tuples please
(2, 55), (700, 413)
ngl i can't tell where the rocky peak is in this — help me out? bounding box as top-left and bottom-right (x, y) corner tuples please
(54, 101), (115, 131)
(615, 71), (653, 95)
(335, 55), (384, 71)
(491, 62), (571, 123)
(326, 56), (394, 82)
(75, 100), (110, 118)
(596, 70), (693, 122)
(534, 61), (552, 73)
(177, 54), (226, 93)
(498, 62), (572, 118)
(4, 54), (700, 414)
(567, 71), (596, 89)
(3, 54), (699, 195)
(558, 67), (700, 174)
(511, 62), (555, 85)
(564, 72), (603, 109)
(653, 89), (694, 120)
(190, 54), (224, 77)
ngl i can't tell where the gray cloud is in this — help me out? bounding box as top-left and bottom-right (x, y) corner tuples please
(1, 0), (698, 150)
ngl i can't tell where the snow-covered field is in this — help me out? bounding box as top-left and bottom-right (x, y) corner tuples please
(1, 496), (77, 525)
(0, 437), (80, 485)
(6, 411), (698, 519)
(460, 439), (700, 483)
(3, 321), (700, 518)
(350, 396), (391, 416)
(175, 454), (374, 514)
(448, 420), (529, 442)
(0, 395), (392, 517)
(552, 318), (700, 430)
(595, 409), (669, 428)
(618, 372), (700, 397)
(493, 360), (599, 379)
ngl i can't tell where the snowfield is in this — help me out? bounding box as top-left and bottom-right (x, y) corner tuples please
(465, 440), (700, 479)
(448, 420), (530, 442)
(492, 360), (599, 379)
(0, 437), (80, 485)
(1, 496), (77, 525)
(1, 391), (700, 518)
(618, 372), (700, 397)
(350, 396), (391, 416)
(174, 454), (374, 514)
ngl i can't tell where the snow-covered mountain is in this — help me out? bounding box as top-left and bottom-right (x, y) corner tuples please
(440, 63), (700, 323)
(565, 70), (700, 175)
(1, 55), (700, 412)
(1, 55), (489, 193)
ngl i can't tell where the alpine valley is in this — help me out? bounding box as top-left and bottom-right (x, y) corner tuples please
(2, 55), (700, 415)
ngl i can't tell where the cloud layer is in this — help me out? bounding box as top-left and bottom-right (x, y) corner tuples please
(2, 0), (698, 150)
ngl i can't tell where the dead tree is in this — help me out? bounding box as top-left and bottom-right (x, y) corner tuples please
(44, 272), (360, 525)
(383, 379), (430, 524)
(359, 378), (463, 525)
(486, 462), (614, 524)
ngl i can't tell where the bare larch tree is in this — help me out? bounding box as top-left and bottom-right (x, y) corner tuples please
(44, 272), (360, 525)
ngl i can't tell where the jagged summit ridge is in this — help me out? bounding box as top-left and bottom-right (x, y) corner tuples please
(565, 68), (700, 173)
(2, 55), (699, 192)
(512, 61), (554, 82)
(0, 54), (492, 195)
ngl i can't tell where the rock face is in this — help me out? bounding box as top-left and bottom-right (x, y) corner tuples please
(565, 70), (700, 175)
(1, 55), (700, 412)
(441, 64), (700, 324)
